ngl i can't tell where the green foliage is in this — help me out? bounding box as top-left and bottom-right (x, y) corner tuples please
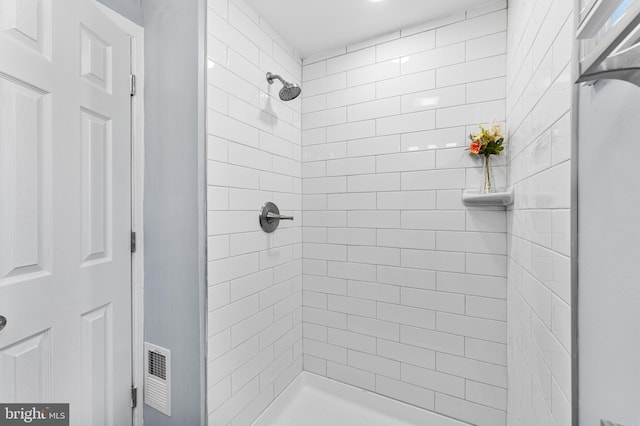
(466, 122), (505, 157)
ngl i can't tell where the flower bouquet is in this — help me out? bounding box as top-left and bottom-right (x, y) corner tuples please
(467, 122), (504, 194)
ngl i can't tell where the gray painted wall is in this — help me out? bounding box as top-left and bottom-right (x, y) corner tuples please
(142, 0), (207, 425)
(97, 0), (143, 25)
(96, 0), (207, 424)
(579, 80), (640, 426)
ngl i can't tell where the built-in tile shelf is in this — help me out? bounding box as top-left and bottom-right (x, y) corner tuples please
(462, 188), (514, 207)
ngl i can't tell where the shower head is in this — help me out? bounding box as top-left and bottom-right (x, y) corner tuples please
(266, 72), (301, 101)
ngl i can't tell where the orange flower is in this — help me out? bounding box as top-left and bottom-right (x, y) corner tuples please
(469, 140), (482, 154)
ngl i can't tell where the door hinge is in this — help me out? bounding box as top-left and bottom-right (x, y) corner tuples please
(130, 74), (136, 96)
(131, 386), (138, 409)
(131, 231), (136, 254)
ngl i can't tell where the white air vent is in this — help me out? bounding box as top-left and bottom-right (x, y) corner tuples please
(144, 343), (171, 416)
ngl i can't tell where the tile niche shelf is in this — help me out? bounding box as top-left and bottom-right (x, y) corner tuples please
(462, 188), (514, 207)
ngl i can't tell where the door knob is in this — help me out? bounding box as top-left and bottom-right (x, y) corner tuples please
(0, 315), (6, 331)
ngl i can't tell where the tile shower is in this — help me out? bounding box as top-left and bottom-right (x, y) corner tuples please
(300, 5), (508, 425)
(205, 1), (573, 425)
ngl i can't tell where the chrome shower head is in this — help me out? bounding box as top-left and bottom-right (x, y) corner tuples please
(278, 84), (301, 101)
(266, 72), (301, 101)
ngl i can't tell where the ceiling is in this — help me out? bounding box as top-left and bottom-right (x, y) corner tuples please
(244, 0), (492, 58)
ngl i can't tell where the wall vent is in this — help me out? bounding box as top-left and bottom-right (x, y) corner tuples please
(144, 343), (171, 416)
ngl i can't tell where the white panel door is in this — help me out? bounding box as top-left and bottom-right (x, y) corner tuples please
(0, 1), (133, 425)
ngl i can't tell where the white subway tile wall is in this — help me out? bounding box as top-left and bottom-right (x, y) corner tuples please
(506, 1), (573, 426)
(206, 1), (575, 425)
(301, 3), (509, 425)
(206, 0), (303, 424)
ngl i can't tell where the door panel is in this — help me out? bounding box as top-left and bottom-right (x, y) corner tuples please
(0, 330), (50, 403)
(0, 1), (132, 425)
(0, 76), (51, 282)
(80, 107), (112, 265)
(0, 0), (52, 59)
(81, 304), (113, 426)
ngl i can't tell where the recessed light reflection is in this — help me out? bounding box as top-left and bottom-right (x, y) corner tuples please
(207, 59), (215, 69)
(413, 96), (440, 108)
(392, 56), (410, 64)
(409, 145), (438, 151)
(446, 143), (457, 148)
(369, 0), (384, 3)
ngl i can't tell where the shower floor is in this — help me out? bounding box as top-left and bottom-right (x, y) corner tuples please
(252, 372), (469, 426)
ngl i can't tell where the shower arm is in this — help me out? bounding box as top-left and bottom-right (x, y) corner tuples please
(266, 72), (287, 86)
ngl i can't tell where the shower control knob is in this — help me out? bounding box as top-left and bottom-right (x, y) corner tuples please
(260, 202), (294, 233)
(0, 315), (7, 331)
(267, 212), (294, 221)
